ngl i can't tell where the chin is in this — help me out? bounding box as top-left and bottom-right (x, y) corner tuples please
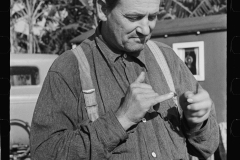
(124, 43), (145, 53)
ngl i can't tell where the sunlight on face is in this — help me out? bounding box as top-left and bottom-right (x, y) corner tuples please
(103, 0), (160, 53)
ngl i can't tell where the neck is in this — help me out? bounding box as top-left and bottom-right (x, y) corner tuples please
(100, 22), (121, 54)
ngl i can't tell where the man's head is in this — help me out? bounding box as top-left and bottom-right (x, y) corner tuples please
(96, 0), (160, 53)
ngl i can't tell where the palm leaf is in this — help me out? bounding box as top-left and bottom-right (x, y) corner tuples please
(161, 0), (226, 20)
(162, 0), (193, 19)
(190, 0), (223, 17)
(173, 1), (192, 18)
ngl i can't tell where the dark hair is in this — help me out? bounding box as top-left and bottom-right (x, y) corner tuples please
(105, 0), (119, 10)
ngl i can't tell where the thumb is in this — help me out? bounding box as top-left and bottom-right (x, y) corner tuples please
(134, 71), (145, 83)
(184, 91), (194, 99)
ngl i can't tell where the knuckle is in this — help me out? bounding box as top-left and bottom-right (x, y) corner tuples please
(189, 104), (196, 110)
(132, 89), (138, 95)
(196, 111), (203, 117)
(206, 92), (210, 97)
(207, 101), (212, 108)
(203, 91), (210, 98)
(185, 91), (192, 97)
(130, 83), (136, 88)
(154, 93), (159, 97)
(135, 94), (142, 101)
(147, 85), (153, 89)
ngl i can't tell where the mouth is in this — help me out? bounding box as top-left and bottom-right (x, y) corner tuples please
(132, 37), (147, 42)
(132, 36), (146, 39)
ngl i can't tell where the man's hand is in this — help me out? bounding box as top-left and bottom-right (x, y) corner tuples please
(181, 87), (212, 129)
(115, 72), (174, 130)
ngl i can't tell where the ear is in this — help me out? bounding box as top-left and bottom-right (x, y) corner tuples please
(96, 0), (108, 21)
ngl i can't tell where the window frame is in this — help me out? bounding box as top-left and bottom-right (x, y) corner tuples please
(172, 41), (205, 81)
(10, 66), (40, 86)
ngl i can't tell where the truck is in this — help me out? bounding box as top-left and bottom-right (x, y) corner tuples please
(10, 54), (58, 159)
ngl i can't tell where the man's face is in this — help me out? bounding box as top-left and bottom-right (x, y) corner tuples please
(103, 0), (160, 53)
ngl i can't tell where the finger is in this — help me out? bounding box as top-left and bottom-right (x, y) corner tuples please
(184, 91), (195, 99)
(187, 89), (209, 103)
(134, 71), (145, 83)
(186, 111), (210, 124)
(187, 100), (212, 111)
(187, 109), (208, 118)
(131, 83), (152, 89)
(138, 92), (159, 99)
(153, 92), (174, 105)
(132, 87), (156, 95)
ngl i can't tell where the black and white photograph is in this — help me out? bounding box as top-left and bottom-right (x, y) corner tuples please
(9, 0), (227, 160)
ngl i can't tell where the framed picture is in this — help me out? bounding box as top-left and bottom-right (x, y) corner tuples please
(172, 41), (205, 81)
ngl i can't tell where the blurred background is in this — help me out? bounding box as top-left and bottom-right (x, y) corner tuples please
(9, 0), (227, 160)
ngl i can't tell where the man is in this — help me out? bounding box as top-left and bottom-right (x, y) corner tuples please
(30, 0), (219, 159)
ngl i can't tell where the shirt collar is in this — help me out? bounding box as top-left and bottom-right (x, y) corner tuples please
(94, 22), (147, 69)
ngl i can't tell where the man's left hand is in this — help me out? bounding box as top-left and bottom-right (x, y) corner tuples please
(181, 88), (212, 128)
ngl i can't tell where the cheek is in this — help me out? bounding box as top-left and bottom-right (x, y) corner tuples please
(122, 27), (139, 44)
(114, 25), (134, 43)
(116, 19), (137, 35)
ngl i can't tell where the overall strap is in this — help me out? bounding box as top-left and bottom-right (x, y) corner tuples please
(146, 40), (183, 119)
(71, 45), (99, 122)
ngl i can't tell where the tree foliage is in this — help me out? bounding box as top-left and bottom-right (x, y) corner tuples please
(11, 0), (96, 54)
(10, 0), (50, 53)
(40, 0), (96, 54)
(11, 0), (227, 55)
(158, 0), (227, 20)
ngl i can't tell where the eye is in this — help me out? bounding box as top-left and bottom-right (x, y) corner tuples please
(148, 14), (157, 21)
(126, 16), (143, 22)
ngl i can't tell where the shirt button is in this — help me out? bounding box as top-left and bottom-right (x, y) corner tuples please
(142, 118), (146, 123)
(151, 152), (157, 158)
(123, 54), (127, 59)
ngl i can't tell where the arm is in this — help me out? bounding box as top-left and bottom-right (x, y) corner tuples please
(150, 42), (219, 159)
(177, 58), (219, 159)
(30, 65), (127, 160)
(182, 102), (219, 159)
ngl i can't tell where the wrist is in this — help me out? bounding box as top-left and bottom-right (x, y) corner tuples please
(187, 121), (203, 130)
(115, 112), (136, 131)
(183, 114), (203, 132)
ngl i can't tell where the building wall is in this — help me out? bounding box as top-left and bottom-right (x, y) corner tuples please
(152, 31), (227, 123)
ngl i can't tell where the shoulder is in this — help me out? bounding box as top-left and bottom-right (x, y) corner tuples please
(49, 50), (78, 76)
(50, 37), (96, 74)
(148, 40), (181, 65)
(149, 40), (172, 50)
(80, 35), (96, 56)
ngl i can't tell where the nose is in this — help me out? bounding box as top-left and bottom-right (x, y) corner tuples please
(136, 19), (151, 36)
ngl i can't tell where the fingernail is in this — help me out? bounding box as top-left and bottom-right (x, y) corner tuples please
(169, 92), (174, 96)
(187, 99), (193, 103)
(187, 105), (191, 110)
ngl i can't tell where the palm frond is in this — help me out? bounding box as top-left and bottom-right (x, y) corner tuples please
(190, 0), (224, 17)
(173, 1), (192, 18)
(160, 0), (226, 20)
(162, 0), (193, 19)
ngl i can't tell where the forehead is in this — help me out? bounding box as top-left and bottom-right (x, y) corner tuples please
(116, 0), (160, 13)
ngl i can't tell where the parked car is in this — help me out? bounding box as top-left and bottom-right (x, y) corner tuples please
(10, 54), (58, 157)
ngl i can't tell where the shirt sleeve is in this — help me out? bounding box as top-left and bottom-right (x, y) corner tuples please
(176, 56), (220, 159)
(30, 62), (128, 159)
(149, 42), (219, 159)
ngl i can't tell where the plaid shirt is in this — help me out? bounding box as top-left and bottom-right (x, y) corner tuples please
(30, 27), (219, 160)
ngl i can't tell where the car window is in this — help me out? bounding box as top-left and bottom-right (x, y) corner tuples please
(10, 66), (40, 86)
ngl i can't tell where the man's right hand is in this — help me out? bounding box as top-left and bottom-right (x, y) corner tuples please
(115, 71), (174, 130)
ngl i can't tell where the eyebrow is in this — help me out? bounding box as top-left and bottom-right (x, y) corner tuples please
(125, 11), (159, 16)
